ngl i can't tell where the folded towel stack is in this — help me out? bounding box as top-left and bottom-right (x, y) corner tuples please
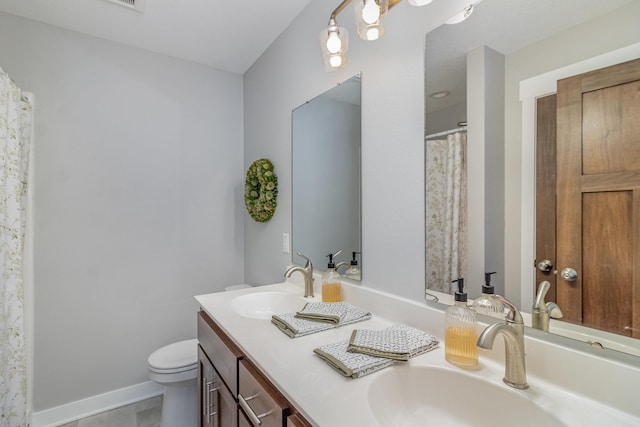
(312, 340), (395, 378)
(271, 302), (371, 338)
(347, 324), (440, 361)
(313, 324), (439, 378)
(296, 302), (350, 324)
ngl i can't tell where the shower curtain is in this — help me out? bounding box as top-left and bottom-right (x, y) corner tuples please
(425, 131), (467, 294)
(0, 68), (33, 427)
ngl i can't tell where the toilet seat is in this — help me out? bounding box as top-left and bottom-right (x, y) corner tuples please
(148, 339), (198, 374)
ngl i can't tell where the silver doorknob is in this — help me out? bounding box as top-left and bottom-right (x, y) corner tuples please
(537, 260), (553, 272)
(560, 268), (578, 282)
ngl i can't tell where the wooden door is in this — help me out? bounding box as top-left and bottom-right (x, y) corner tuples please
(536, 94), (558, 301)
(554, 58), (640, 337)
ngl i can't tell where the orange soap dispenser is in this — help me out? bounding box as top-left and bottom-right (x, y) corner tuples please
(322, 252), (343, 302)
(445, 278), (479, 369)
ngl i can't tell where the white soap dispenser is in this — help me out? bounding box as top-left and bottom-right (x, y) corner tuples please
(344, 251), (361, 280)
(472, 272), (505, 319)
(445, 278), (479, 369)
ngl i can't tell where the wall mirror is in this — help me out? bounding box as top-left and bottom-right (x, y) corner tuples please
(291, 75), (362, 278)
(424, 0), (640, 358)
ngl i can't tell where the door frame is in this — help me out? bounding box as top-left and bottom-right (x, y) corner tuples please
(519, 42), (640, 311)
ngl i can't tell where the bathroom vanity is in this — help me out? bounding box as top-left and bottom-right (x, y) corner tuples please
(197, 310), (310, 427)
(195, 278), (640, 426)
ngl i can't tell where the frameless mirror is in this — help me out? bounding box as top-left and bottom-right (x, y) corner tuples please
(291, 75), (362, 278)
(424, 0), (640, 358)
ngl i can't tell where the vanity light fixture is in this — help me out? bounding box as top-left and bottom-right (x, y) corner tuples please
(320, 0), (430, 71)
(353, 0), (389, 41)
(320, 18), (349, 70)
(445, 1), (480, 25)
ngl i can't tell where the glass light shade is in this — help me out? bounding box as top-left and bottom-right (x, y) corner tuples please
(408, 0), (433, 5)
(320, 22), (349, 71)
(445, 4), (474, 24)
(362, 0), (381, 24)
(353, 0), (388, 41)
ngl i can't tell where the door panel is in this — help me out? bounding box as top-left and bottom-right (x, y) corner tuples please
(582, 192), (633, 334)
(554, 57), (640, 337)
(537, 58), (640, 337)
(556, 74), (584, 323)
(582, 80), (640, 174)
(535, 95), (558, 301)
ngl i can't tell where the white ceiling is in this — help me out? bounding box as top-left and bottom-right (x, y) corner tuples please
(0, 0), (311, 74)
(424, 0), (634, 114)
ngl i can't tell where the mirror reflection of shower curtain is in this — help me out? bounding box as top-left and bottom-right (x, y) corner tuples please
(425, 131), (467, 294)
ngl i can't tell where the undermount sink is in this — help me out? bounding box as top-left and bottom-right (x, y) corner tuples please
(230, 291), (307, 319)
(367, 366), (567, 427)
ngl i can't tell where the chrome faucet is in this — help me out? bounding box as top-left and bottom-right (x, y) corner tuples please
(335, 261), (350, 272)
(531, 280), (563, 332)
(284, 253), (315, 298)
(477, 295), (529, 389)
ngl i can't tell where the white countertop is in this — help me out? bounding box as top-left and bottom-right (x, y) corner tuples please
(195, 279), (640, 427)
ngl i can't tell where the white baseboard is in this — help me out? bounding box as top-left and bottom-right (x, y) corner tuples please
(31, 381), (164, 427)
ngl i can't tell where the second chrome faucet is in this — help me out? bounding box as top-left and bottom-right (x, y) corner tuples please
(284, 252), (315, 298)
(477, 295), (529, 389)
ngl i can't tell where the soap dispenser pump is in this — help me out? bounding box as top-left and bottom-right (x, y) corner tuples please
(344, 251), (361, 281)
(472, 272), (505, 319)
(445, 278), (479, 369)
(322, 251), (343, 302)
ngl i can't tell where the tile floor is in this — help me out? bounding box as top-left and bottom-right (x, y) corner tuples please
(57, 396), (162, 427)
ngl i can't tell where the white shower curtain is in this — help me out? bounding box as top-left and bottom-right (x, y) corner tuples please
(425, 131), (467, 294)
(0, 68), (33, 427)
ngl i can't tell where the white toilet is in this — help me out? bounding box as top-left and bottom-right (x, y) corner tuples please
(148, 339), (198, 427)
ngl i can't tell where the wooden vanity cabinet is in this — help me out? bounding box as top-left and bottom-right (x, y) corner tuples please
(197, 310), (313, 427)
(198, 311), (243, 427)
(198, 346), (237, 427)
(286, 414), (314, 427)
(197, 311), (244, 396)
(238, 359), (291, 427)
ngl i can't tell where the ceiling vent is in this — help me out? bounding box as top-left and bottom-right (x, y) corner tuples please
(102, 0), (145, 13)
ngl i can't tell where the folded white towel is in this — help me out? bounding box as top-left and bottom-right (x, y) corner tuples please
(314, 324), (440, 378)
(347, 324), (439, 361)
(295, 302), (348, 324)
(313, 340), (394, 378)
(271, 303), (371, 338)
(271, 312), (334, 338)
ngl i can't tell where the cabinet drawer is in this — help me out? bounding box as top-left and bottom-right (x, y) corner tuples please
(286, 413), (313, 427)
(238, 360), (291, 427)
(197, 310), (243, 396)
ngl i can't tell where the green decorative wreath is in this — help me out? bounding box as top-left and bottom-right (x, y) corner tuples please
(245, 158), (278, 222)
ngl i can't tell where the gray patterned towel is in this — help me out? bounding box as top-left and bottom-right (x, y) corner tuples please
(347, 324), (439, 361)
(271, 312), (334, 338)
(295, 302), (348, 324)
(271, 303), (371, 338)
(313, 340), (394, 378)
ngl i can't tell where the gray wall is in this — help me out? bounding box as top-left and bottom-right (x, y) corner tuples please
(244, 0), (473, 300)
(0, 12), (244, 411)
